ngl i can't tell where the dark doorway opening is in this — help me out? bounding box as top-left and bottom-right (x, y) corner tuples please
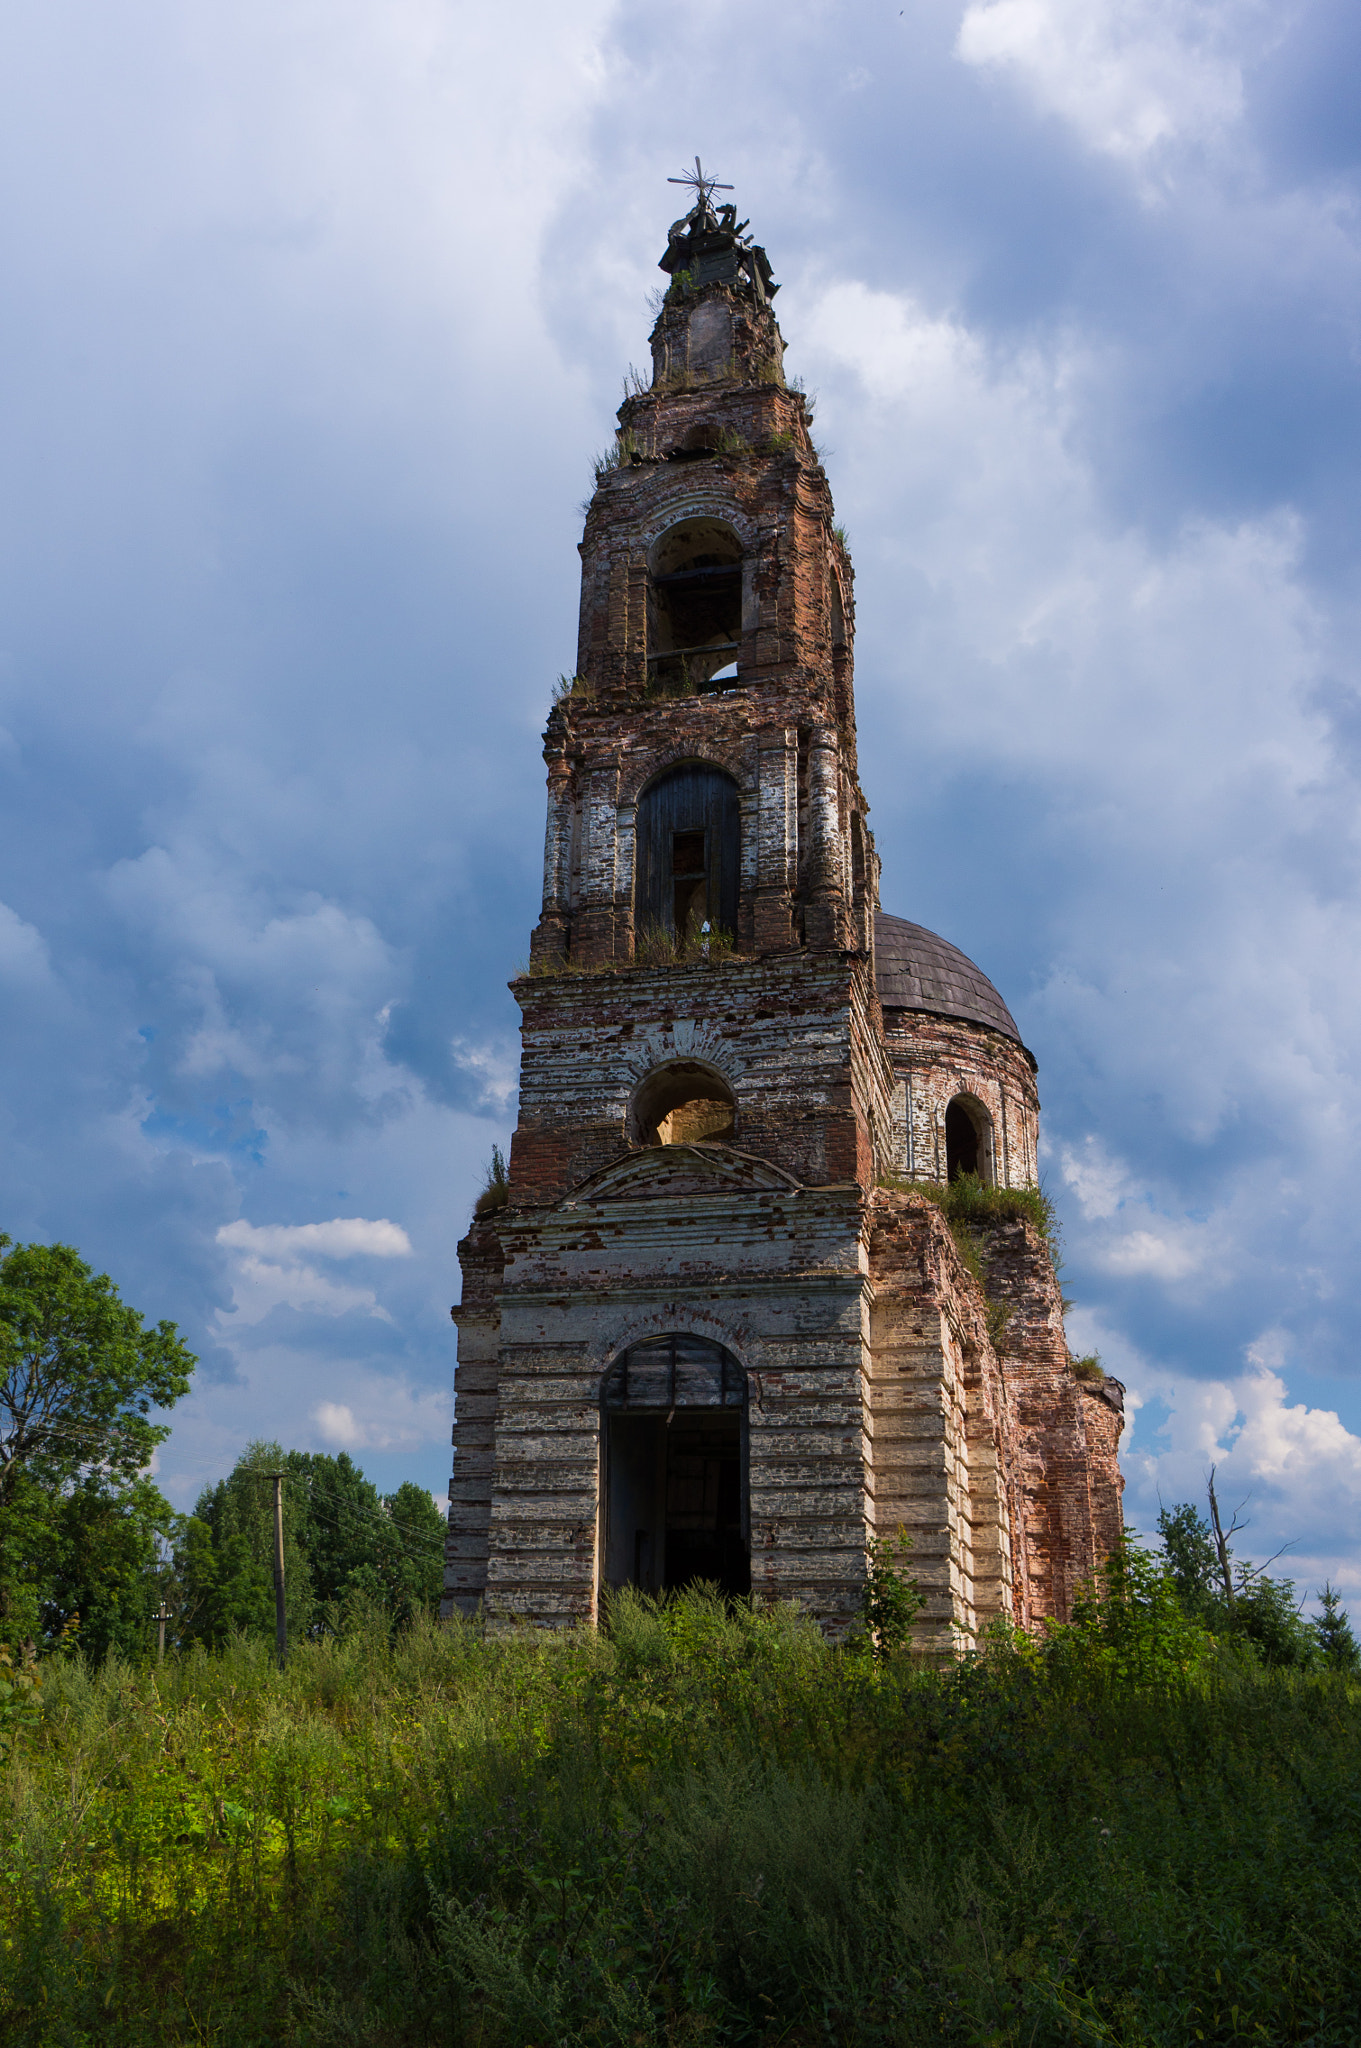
(945, 1098), (980, 1182)
(602, 1335), (749, 1598)
(635, 765), (740, 941)
(672, 829), (707, 936)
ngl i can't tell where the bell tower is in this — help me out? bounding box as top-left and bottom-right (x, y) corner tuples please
(445, 170), (1125, 1641)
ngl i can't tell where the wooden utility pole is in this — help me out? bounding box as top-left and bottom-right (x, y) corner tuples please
(270, 1473), (287, 1669)
(156, 1602), (170, 1662)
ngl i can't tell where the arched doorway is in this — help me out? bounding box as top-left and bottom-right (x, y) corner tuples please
(945, 1094), (994, 1184)
(647, 517), (744, 692)
(635, 763), (741, 942)
(601, 1334), (750, 1597)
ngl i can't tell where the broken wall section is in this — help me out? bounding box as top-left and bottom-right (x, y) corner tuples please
(974, 1213), (1126, 1627)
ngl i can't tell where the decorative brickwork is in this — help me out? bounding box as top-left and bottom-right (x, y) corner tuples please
(445, 185), (1124, 1642)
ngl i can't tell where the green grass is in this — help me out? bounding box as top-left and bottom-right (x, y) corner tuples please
(2, 1590), (1359, 2045)
(880, 1170), (1057, 1244)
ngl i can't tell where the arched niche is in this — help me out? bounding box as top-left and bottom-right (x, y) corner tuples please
(647, 517), (743, 690)
(946, 1093), (995, 1186)
(630, 1059), (736, 1146)
(600, 1333), (749, 1597)
(634, 763), (740, 944)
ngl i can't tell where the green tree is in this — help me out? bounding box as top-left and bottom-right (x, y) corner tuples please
(1156, 1501), (1219, 1620)
(178, 1442), (445, 1647)
(1157, 1486), (1317, 1668)
(1313, 1583), (1359, 1672)
(178, 1440), (317, 1650)
(0, 1237), (194, 1654)
(280, 1450), (444, 1626)
(1062, 1527), (1212, 1684)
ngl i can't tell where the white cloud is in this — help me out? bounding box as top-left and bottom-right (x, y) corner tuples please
(215, 1214), (411, 1324)
(1082, 1315), (1361, 1600)
(956, 0), (1278, 165)
(309, 1385), (449, 1454)
(1059, 1136), (1133, 1221)
(218, 1216), (412, 1259)
(0, 900), (52, 984)
(216, 1251), (387, 1324)
(449, 1037), (518, 1115)
(1100, 1226), (1204, 1280)
(314, 1400), (362, 1446)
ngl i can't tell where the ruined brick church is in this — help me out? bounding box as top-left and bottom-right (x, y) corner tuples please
(444, 174), (1124, 1648)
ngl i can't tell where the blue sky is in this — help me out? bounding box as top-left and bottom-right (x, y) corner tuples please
(3, 0), (1361, 1604)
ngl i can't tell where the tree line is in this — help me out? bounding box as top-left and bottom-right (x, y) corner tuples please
(0, 1236), (445, 1661)
(1, 1232), (1356, 1668)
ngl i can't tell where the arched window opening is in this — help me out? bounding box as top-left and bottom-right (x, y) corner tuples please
(635, 764), (740, 943)
(945, 1094), (993, 1185)
(648, 518), (743, 692)
(631, 1060), (736, 1147)
(601, 1334), (749, 1597)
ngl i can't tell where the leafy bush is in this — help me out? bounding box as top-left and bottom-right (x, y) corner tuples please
(0, 1642), (41, 1763)
(1053, 1527), (1214, 1687)
(856, 1527), (924, 1657)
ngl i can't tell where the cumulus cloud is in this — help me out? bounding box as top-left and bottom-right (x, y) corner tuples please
(219, 1216), (412, 1259)
(956, 0), (1278, 164)
(310, 1379), (448, 1453)
(314, 1401), (362, 1446)
(448, 1037), (519, 1116)
(1117, 1347), (1361, 1601)
(0, 901), (51, 984)
(214, 1214), (413, 1328)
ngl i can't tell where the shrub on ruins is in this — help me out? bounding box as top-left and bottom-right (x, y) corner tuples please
(0, 1236), (194, 1658)
(855, 1527), (925, 1658)
(879, 1169), (1059, 1255)
(473, 1144), (510, 1219)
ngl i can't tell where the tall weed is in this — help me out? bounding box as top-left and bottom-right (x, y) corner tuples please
(1, 1590), (1358, 2045)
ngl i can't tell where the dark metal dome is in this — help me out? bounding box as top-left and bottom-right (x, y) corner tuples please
(874, 911), (1022, 1044)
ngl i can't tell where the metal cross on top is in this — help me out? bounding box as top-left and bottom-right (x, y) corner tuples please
(668, 156), (733, 211)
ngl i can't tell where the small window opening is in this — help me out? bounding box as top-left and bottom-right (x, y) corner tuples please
(945, 1096), (993, 1184)
(631, 1059), (736, 1146)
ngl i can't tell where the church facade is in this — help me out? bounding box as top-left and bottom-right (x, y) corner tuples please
(444, 181), (1124, 1649)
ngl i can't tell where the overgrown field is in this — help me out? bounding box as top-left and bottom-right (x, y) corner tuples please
(2, 1593), (1359, 2046)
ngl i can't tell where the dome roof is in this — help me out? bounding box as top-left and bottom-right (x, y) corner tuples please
(874, 911), (1022, 1045)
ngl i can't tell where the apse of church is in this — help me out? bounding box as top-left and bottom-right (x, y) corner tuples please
(445, 167), (1125, 1647)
